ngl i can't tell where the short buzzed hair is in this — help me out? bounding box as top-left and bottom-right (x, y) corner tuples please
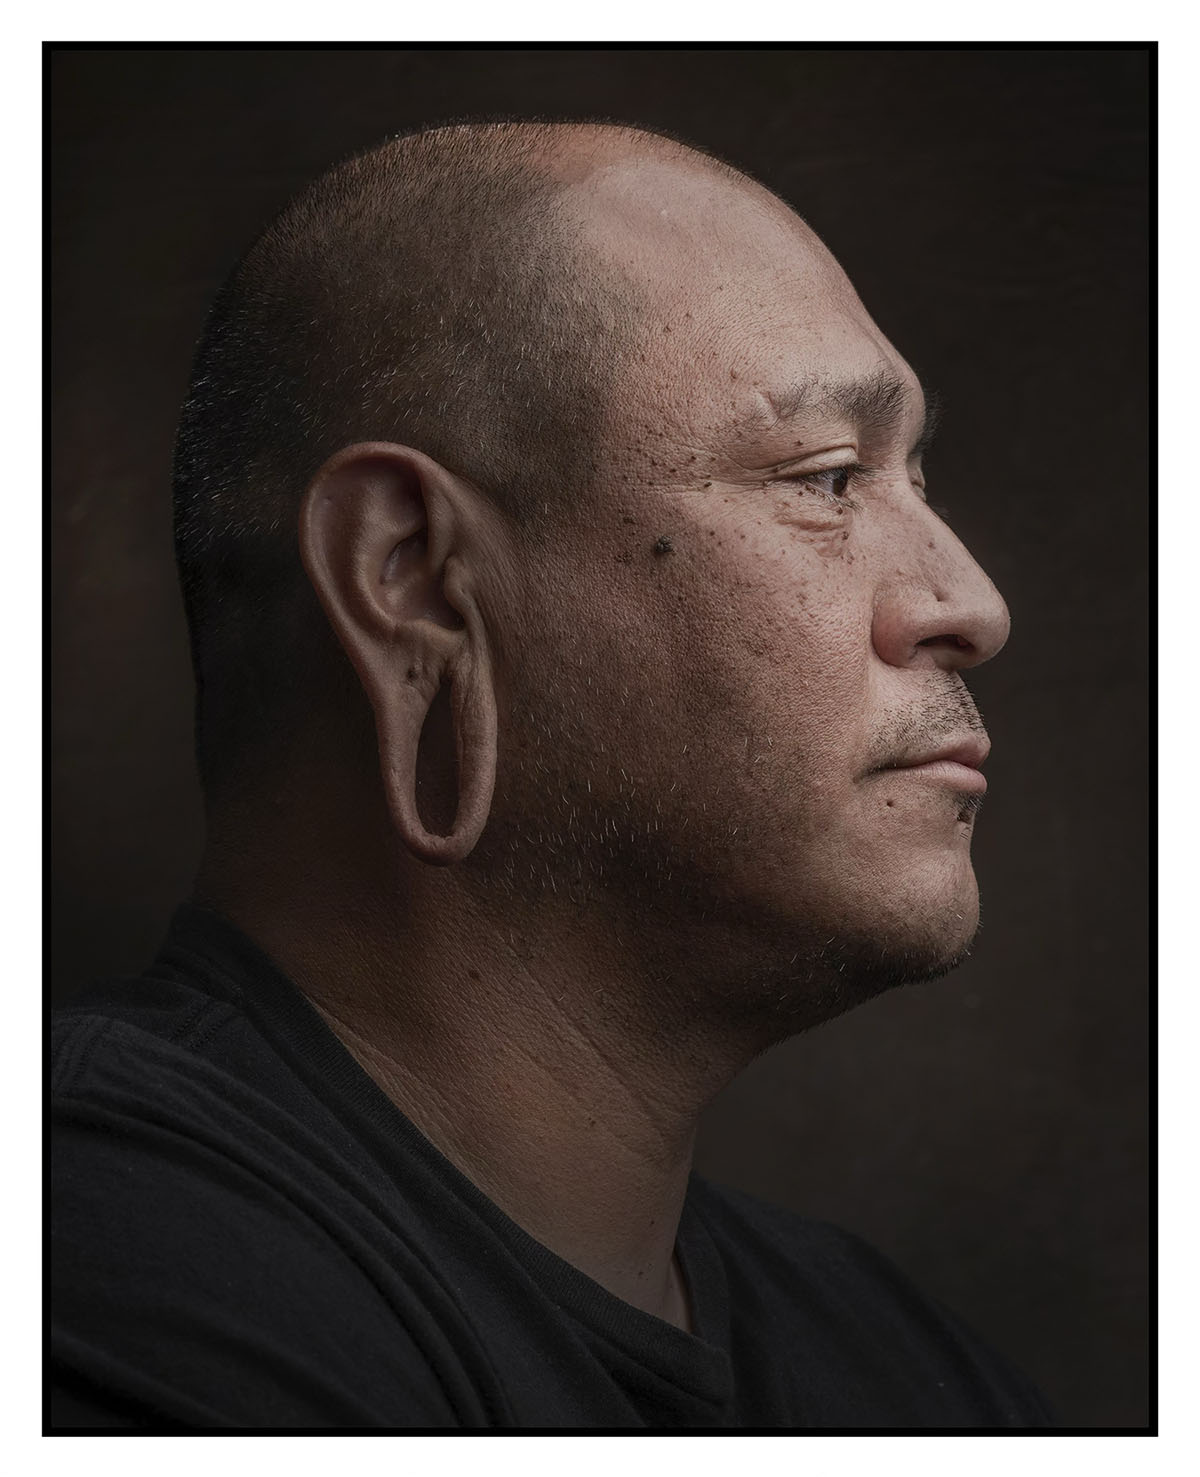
(172, 120), (657, 799)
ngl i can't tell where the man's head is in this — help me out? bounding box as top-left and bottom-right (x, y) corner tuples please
(176, 120), (1009, 1042)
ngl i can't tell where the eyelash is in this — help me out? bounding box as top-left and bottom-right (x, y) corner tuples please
(776, 462), (941, 521)
(778, 462), (868, 509)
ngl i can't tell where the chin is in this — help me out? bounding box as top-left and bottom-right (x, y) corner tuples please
(843, 907), (979, 989)
(759, 921), (979, 1043)
(836, 853), (981, 967)
(731, 861), (984, 1042)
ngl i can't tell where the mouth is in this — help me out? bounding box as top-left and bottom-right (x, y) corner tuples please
(869, 735), (991, 795)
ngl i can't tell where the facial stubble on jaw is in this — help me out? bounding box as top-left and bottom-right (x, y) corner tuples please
(474, 763), (984, 1046)
(474, 565), (990, 1039)
(489, 677), (986, 909)
(718, 803), (990, 1040)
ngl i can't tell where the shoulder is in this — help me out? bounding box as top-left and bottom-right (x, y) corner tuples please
(54, 974), (294, 1139)
(51, 991), (458, 1429)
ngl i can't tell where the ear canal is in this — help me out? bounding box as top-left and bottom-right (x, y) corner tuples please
(381, 644), (498, 866)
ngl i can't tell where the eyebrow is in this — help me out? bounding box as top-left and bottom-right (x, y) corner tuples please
(761, 367), (942, 460)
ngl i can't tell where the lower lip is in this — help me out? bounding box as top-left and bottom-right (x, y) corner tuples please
(884, 760), (988, 793)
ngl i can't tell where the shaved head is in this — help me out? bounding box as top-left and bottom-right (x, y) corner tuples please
(174, 119), (724, 796)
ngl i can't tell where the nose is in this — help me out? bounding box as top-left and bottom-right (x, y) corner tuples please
(871, 501), (1011, 673)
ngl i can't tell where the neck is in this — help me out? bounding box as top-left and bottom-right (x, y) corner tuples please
(196, 816), (763, 1332)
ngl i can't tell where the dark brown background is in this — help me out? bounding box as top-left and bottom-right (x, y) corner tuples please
(50, 46), (1151, 1428)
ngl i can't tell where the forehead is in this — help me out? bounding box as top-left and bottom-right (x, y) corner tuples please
(561, 150), (921, 447)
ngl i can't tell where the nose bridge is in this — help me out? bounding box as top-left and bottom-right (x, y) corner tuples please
(874, 494), (1010, 668)
(919, 501), (996, 603)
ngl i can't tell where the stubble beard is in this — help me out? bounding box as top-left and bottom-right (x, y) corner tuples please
(469, 719), (985, 1051)
(741, 904), (981, 1047)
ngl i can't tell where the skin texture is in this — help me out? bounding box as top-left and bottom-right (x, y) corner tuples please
(198, 127), (1010, 1333)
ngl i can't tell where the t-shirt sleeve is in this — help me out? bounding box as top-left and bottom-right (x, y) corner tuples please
(51, 1023), (461, 1430)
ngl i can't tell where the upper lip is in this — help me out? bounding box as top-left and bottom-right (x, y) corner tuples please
(884, 734), (991, 771)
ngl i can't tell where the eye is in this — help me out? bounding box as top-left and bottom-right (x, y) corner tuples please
(800, 466), (853, 501)
(776, 462), (864, 507)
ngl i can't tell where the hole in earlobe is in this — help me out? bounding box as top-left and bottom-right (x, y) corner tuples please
(414, 680), (458, 836)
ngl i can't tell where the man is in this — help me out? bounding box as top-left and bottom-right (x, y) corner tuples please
(51, 119), (1050, 1428)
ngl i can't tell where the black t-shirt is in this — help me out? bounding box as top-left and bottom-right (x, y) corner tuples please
(50, 904), (1053, 1430)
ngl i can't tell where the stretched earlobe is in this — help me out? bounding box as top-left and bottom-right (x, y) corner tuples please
(379, 624), (498, 866)
(298, 442), (499, 866)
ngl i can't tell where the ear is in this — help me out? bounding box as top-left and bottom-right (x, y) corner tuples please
(299, 441), (498, 865)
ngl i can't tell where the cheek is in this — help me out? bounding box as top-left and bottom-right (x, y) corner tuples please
(493, 553), (684, 796)
(496, 515), (874, 838)
(652, 527), (872, 749)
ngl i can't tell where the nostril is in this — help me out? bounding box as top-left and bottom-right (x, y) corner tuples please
(918, 633), (970, 649)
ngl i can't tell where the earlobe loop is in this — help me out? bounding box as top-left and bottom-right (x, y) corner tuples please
(381, 636), (498, 867)
(446, 640), (499, 859)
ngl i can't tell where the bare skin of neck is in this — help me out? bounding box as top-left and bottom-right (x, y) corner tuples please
(197, 786), (762, 1334)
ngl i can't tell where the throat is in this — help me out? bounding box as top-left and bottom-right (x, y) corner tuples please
(304, 981), (701, 1332)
